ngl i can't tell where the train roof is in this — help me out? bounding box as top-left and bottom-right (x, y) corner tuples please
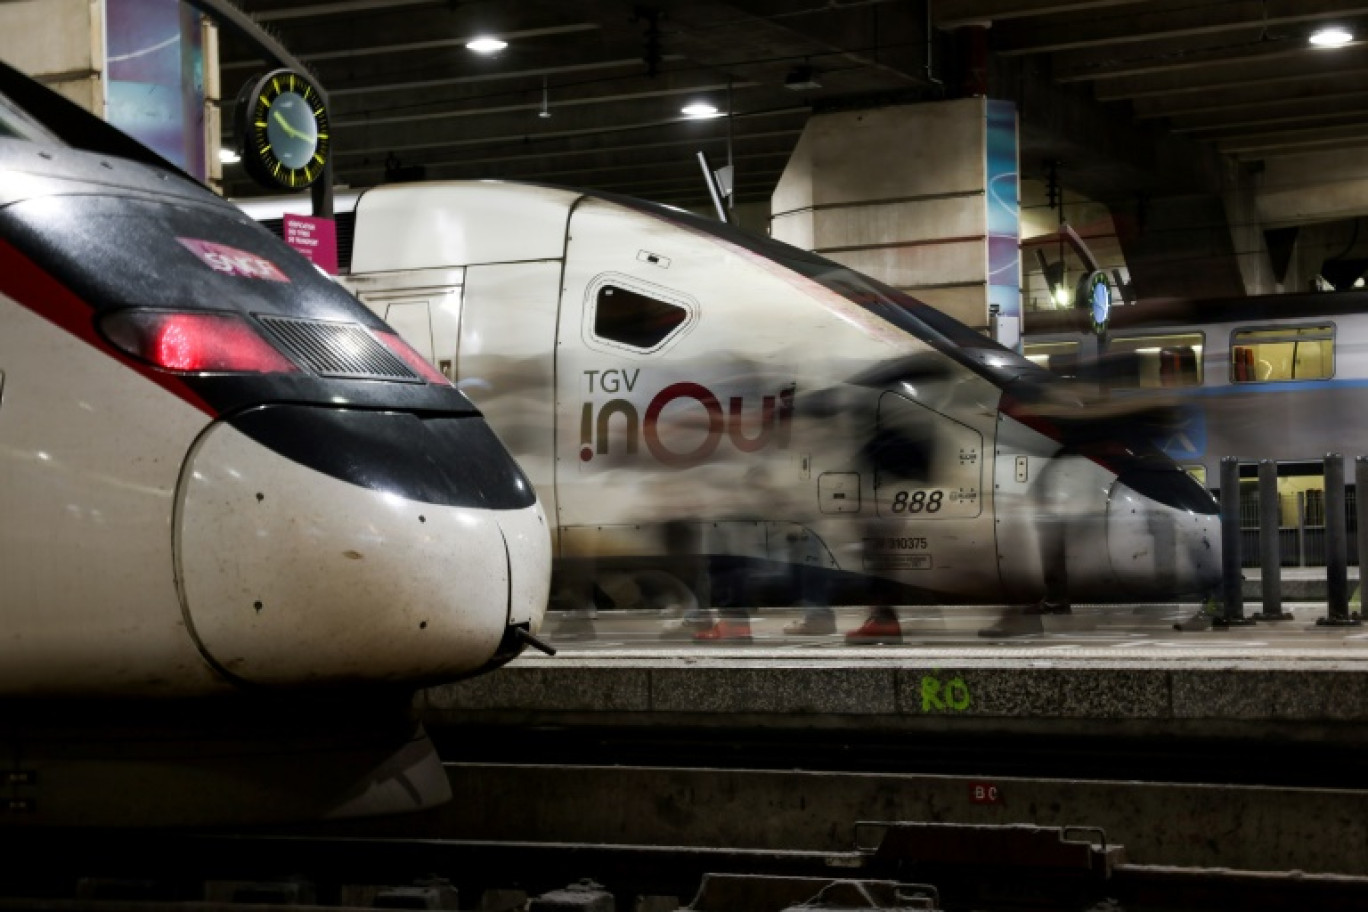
(344, 180), (1052, 392)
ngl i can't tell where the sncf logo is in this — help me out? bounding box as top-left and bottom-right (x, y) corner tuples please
(579, 370), (795, 469)
(177, 238), (289, 282)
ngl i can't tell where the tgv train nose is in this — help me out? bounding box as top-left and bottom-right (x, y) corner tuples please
(175, 406), (550, 687)
(1105, 469), (1222, 599)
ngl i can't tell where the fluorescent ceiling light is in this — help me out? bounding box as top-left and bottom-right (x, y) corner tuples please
(681, 102), (722, 119)
(219, 148), (240, 164)
(1310, 26), (1353, 48)
(466, 36), (507, 53)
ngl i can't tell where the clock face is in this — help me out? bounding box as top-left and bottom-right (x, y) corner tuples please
(238, 69), (330, 190)
(1087, 271), (1111, 335)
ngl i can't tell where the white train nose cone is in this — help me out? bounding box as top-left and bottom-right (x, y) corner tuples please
(175, 409), (549, 687)
(1106, 473), (1222, 599)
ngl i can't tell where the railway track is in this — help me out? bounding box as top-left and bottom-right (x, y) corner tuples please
(2, 826), (1367, 912)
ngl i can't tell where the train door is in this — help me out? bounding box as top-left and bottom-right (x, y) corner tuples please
(553, 198), (719, 573)
(867, 391), (996, 594)
(458, 261), (562, 540)
(345, 267), (465, 381)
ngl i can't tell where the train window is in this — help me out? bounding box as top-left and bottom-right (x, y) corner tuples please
(587, 274), (695, 354)
(1023, 341), (1080, 378)
(1101, 333), (1204, 389)
(1231, 324), (1333, 383)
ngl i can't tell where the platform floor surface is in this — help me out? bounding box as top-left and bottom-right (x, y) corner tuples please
(541, 600), (1368, 658)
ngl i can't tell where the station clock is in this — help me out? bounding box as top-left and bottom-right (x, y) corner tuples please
(237, 69), (331, 191)
(1083, 270), (1111, 336)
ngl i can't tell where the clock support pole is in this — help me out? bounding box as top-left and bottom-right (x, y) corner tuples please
(184, 0), (333, 217)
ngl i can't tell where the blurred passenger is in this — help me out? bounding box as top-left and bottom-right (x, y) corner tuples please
(783, 528), (835, 635)
(840, 418), (935, 645)
(845, 603), (903, 644)
(978, 442), (1075, 638)
(693, 555), (753, 643)
(546, 563), (607, 641)
(658, 519), (716, 637)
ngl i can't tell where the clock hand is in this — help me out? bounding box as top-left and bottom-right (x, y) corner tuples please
(272, 109), (304, 140)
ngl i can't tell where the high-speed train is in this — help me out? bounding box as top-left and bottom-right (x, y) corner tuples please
(250, 181), (1224, 620)
(0, 64), (549, 825)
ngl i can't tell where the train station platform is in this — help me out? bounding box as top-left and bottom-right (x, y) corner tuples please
(409, 596), (1368, 878)
(419, 594), (1368, 743)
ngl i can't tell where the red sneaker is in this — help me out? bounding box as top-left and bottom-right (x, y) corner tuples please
(845, 616), (903, 645)
(693, 620), (753, 643)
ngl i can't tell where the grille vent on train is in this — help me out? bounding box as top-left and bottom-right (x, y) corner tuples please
(257, 315), (420, 382)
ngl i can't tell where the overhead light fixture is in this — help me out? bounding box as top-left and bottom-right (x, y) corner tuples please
(1319, 257), (1368, 290)
(1040, 258), (1070, 308)
(1310, 26), (1353, 48)
(219, 148), (240, 164)
(465, 36), (507, 53)
(681, 102), (722, 119)
(539, 75), (551, 119)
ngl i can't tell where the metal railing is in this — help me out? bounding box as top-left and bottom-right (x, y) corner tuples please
(1237, 487), (1358, 568)
(1218, 454), (1363, 626)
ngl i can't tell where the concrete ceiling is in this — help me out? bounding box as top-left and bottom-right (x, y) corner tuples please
(217, 0), (1368, 219)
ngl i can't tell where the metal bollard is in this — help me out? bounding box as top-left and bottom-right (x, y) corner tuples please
(1357, 457), (1368, 615)
(1218, 457), (1247, 624)
(1318, 453), (1360, 626)
(1255, 460), (1292, 620)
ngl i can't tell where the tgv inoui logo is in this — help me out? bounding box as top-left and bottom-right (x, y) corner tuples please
(580, 370), (795, 468)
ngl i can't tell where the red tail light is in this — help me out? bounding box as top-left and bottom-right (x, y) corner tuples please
(375, 330), (452, 386)
(102, 310), (299, 375)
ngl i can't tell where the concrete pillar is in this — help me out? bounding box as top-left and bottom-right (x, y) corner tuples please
(1112, 193), (1247, 301)
(770, 97), (1021, 345)
(0, 0), (107, 114)
(0, 0), (219, 185)
(1223, 165), (1280, 296)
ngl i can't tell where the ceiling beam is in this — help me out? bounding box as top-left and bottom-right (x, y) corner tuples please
(932, 0), (1146, 30)
(335, 127), (805, 176)
(1099, 50), (1368, 101)
(1217, 122), (1368, 154)
(251, 0), (442, 22)
(994, 1), (1368, 56)
(1052, 32), (1367, 83)
(324, 57), (684, 99)
(328, 105), (807, 160)
(329, 81), (758, 130)
(221, 23), (601, 71)
(1135, 83), (1368, 120)
(1174, 108), (1368, 138)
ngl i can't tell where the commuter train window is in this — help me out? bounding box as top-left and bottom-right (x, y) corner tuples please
(586, 274), (695, 354)
(1023, 341), (1080, 378)
(1101, 333), (1204, 389)
(1231, 324), (1333, 383)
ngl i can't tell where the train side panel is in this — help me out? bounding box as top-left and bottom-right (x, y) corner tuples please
(345, 185), (1019, 602)
(459, 262), (563, 554)
(0, 293), (227, 695)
